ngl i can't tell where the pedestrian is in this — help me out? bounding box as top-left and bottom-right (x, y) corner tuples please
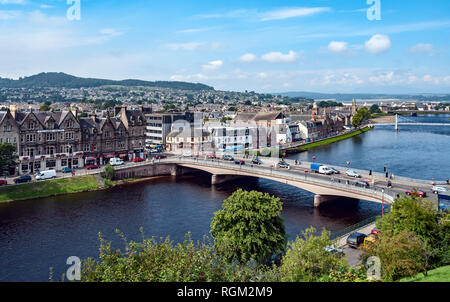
(369, 170), (372, 176)
(72, 170), (75, 177)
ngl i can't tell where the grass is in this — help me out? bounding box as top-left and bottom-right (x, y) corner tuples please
(0, 175), (100, 203)
(399, 266), (450, 282)
(291, 126), (372, 152)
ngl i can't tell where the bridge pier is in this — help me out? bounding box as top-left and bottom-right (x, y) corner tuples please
(314, 195), (359, 208)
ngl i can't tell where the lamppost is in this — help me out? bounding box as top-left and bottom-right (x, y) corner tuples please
(381, 188), (385, 217)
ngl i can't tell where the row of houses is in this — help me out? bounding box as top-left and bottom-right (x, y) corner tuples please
(0, 105), (146, 175)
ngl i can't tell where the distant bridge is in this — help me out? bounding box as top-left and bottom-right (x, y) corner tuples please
(373, 114), (450, 130)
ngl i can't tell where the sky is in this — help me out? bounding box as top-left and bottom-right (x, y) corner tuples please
(0, 0), (450, 94)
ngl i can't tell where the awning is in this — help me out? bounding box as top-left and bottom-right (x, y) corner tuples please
(85, 157), (97, 161)
(119, 154), (128, 158)
(104, 154), (116, 159)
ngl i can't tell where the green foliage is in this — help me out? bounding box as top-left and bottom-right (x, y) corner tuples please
(279, 227), (349, 282)
(365, 232), (426, 282)
(352, 108), (372, 127)
(81, 231), (276, 282)
(318, 101), (343, 108)
(351, 113), (363, 128)
(0, 143), (17, 176)
(399, 265), (450, 282)
(104, 164), (115, 180)
(210, 189), (287, 265)
(370, 104), (382, 114)
(39, 105), (51, 111)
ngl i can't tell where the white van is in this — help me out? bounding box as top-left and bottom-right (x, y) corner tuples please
(319, 166), (333, 175)
(109, 157), (124, 166)
(36, 170), (57, 180)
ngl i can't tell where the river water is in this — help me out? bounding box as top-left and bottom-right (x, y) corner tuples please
(0, 114), (449, 281)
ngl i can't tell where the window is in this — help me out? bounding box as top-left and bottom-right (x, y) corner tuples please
(46, 160), (56, 168)
(4, 123), (12, 132)
(67, 120), (74, 128)
(28, 122), (35, 130)
(72, 159), (79, 166)
(61, 159), (68, 167)
(46, 146), (55, 155)
(65, 132), (74, 140)
(46, 133), (56, 141)
(26, 134), (36, 143)
(26, 148), (34, 157)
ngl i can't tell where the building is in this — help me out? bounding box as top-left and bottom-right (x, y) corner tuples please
(166, 127), (211, 154)
(144, 111), (195, 149)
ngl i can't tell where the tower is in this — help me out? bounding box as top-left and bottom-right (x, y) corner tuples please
(352, 99), (357, 115)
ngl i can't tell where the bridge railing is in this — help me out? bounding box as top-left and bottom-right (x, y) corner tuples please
(168, 157), (396, 203)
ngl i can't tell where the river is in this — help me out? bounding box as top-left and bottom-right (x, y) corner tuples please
(0, 114), (448, 281)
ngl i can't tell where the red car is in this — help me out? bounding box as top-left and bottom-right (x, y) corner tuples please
(207, 154), (217, 159)
(405, 190), (426, 197)
(0, 180), (7, 186)
(132, 157), (145, 163)
(86, 165), (100, 170)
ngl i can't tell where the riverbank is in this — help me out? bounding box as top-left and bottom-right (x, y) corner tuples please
(284, 126), (372, 154)
(0, 174), (171, 203)
(0, 175), (101, 203)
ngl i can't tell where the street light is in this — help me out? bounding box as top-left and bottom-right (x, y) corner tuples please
(381, 188), (385, 217)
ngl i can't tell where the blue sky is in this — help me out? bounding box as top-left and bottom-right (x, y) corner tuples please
(1, 0), (449, 94)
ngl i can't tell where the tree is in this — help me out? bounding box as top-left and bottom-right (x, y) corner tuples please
(104, 164), (115, 180)
(365, 232), (426, 281)
(279, 227), (350, 282)
(210, 189), (287, 265)
(351, 113), (363, 128)
(39, 105), (51, 111)
(370, 104), (382, 114)
(0, 143), (17, 176)
(357, 107), (372, 120)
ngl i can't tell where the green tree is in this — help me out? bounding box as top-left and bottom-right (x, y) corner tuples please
(0, 143), (17, 176)
(39, 105), (51, 111)
(370, 104), (382, 114)
(279, 227), (350, 282)
(351, 113), (363, 128)
(357, 107), (372, 120)
(104, 164), (115, 180)
(210, 189), (287, 265)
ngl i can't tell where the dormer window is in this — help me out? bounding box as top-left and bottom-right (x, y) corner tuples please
(48, 122), (55, 130)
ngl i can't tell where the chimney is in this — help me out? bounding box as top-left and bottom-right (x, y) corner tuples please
(139, 105), (144, 112)
(9, 104), (17, 119)
(121, 105), (127, 119)
(71, 107), (78, 118)
(90, 112), (96, 122)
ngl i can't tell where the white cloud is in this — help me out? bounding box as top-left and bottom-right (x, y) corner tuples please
(408, 43), (433, 55)
(328, 41), (348, 53)
(0, 9), (20, 19)
(166, 42), (221, 51)
(99, 28), (123, 37)
(365, 34), (392, 54)
(202, 60), (223, 71)
(239, 53), (257, 63)
(369, 71), (395, 83)
(0, 0), (26, 4)
(261, 50), (298, 63)
(261, 7), (331, 21)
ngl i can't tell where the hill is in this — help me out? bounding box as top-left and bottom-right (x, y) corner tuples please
(399, 265), (450, 282)
(0, 72), (214, 91)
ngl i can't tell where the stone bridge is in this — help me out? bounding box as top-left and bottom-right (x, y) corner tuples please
(111, 158), (396, 208)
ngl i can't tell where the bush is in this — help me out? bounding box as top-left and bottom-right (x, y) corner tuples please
(104, 164), (115, 180)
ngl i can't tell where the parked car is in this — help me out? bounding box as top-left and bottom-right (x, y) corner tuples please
(207, 154), (217, 159)
(355, 180), (370, 188)
(346, 232), (367, 248)
(111, 157), (125, 166)
(86, 165), (100, 170)
(346, 170), (361, 178)
(222, 154), (234, 161)
(277, 161), (291, 169)
(132, 157), (145, 163)
(234, 160), (245, 165)
(405, 190), (426, 197)
(252, 158), (263, 165)
(329, 167), (340, 174)
(182, 152), (192, 157)
(14, 175), (32, 184)
(36, 170), (57, 180)
(0, 180), (8, 186)
(371, 228), (381, 236)
(363, 234), (378, 248)
(433, 186), (448, 194)
(325, 246), (344, 256)
(62, 167), (74, 174)
(155, 155), (167, 160)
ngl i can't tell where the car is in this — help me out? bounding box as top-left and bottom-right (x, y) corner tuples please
(36, 170), (57, 180)
(346, 169), (361, 178)
(14, 175), (32, 184)
(346, 232), (367, 248)
(355, 180), (370, 188)
(433, 186), (448, 194)
(62, 167), (74, 174)
(405, 190), (426, 197)
(110, 158), (125, 166)
(363, 234), (378, 248)
(0, 180), (7, 186)
(132, 157), (145, 163)
(150, 149), (160, 153)
(182, 152), (192, 157)
(222, 154), (234, 161)
(86, 165), (100, 170)
(371, 228), (381, 236)
(329, 167), (340, 174)
(155, 155), (167, 160)
(234, 160), (245, 165)
(325, 246), (345, 256)
(252, 158), (263, 165)
(207, 154), (217, 159)
(277, 161), (291, 169)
